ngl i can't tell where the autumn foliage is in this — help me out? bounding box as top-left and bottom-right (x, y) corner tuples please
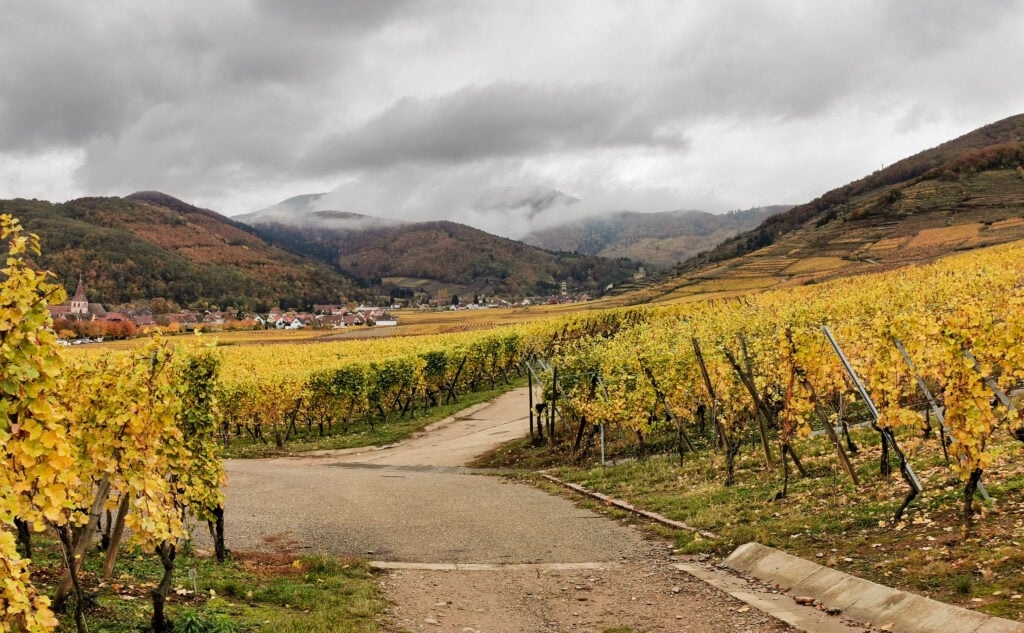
(1, 215), (226, 632)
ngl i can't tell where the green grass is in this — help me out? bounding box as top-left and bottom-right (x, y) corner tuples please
(483, 423), (1024, 621)
(31, 536), (384, 633)
(225, 378), (525, 458)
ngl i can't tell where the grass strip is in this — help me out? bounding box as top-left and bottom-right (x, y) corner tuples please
(32, 537), (385, 633)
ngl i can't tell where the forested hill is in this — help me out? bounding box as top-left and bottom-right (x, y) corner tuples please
(1, 193), (366, 310)
(639, 113), (1024, 302)
(250, 219), (639, 299)
(682, 113), (1024, 271)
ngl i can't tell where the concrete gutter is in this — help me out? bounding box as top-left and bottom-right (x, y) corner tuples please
(677, 559), (874, 633)
(722, 542), (1024, 633)
(541, 474), (719, 539)
(369, 561), (607, 572)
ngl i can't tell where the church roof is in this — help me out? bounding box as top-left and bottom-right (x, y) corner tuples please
(72, 277), (88, 303)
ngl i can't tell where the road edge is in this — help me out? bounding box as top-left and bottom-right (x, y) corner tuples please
(723, 542), (1024, 633)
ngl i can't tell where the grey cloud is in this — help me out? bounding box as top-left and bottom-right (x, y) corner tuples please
(253, 0), (416, 33)
(74, 90), (311, 195)
(301, 82), (687, 172)
(651, 1), (1024, 121)
(0, 1), (353, 151)
(0, 3), (142, 148)
(1, 1), (1023, 220)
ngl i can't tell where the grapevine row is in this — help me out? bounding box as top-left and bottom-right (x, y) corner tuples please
(1, 215), (226, 633)
(215, 309), (649, 448)
(536, 242), (1024, 521)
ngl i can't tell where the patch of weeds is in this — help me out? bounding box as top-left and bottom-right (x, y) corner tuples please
(205, 578), (247, 600)
(32, 537), (385, 633)
(175, 608), (238, 633)
(955, 575), (973, 594)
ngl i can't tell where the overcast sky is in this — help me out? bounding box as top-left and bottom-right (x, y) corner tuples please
(2, 1), (1023, 237)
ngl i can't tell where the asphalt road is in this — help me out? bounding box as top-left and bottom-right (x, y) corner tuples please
(215, 388), (653, 563)
(209, 388), (818, 632)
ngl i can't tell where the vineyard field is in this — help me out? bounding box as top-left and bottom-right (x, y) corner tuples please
(7, 204), (1024, 629)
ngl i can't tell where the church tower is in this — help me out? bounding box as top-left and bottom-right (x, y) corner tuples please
(70, 277), (89, 315)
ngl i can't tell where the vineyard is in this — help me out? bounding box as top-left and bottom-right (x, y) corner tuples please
(6, 207), (1024, 630)
(531, 240), (1024, 523)
(0, 216), (226, 632)
(0, 207), (642, 631)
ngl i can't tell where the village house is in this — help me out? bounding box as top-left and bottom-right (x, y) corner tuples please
(202, 311), (226, 326)
(275, 316), (304, 329)
(162, 312), (200, 329)
(126, 310), (155, 327)
(315, 314), (348, 328)
(342, 312), (367, 327)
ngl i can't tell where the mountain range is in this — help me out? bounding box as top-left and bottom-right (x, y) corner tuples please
(4, 113), (1024, 312)
(522, 206), (790, 268)
(241, 188), (789, 269)
(237, 188), (789, 299)
(248, 219), (636, 300)
(637, 112), (1024, 303)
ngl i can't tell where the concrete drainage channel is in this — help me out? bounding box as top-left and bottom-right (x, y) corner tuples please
(545, 475), (1024, 633)
(719, 543), (1024, 633)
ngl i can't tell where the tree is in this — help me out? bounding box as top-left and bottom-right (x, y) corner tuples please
(148, 297), (176, 314)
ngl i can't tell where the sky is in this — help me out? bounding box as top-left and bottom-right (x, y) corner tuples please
(2, 1), (1023, 238)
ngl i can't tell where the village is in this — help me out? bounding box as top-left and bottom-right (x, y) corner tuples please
(47, 277), (595, 342)
(47, 277), (402, 342)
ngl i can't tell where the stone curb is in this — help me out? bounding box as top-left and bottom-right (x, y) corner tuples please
(723, 542), (1024, 633)
(540, 474), (719, 539)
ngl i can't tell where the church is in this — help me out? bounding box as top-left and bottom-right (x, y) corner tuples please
(48, 277), (121, 322)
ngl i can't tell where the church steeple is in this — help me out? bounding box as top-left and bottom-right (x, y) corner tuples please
(70, 276), (89, 315)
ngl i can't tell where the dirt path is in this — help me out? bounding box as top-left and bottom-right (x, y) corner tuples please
(217, 388), (797, 632)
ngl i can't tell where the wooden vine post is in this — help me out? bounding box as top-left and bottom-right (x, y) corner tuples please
(548, 366), (558, 445)
(799, 376), (858, 485)
(692, 337), (741, 485)
(824, 326), (923, 521)
(737, 334), (776, 469)
(691, 337), (726, 450)
(721, 343), (778, 470)
(527, 360), (535, 438)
